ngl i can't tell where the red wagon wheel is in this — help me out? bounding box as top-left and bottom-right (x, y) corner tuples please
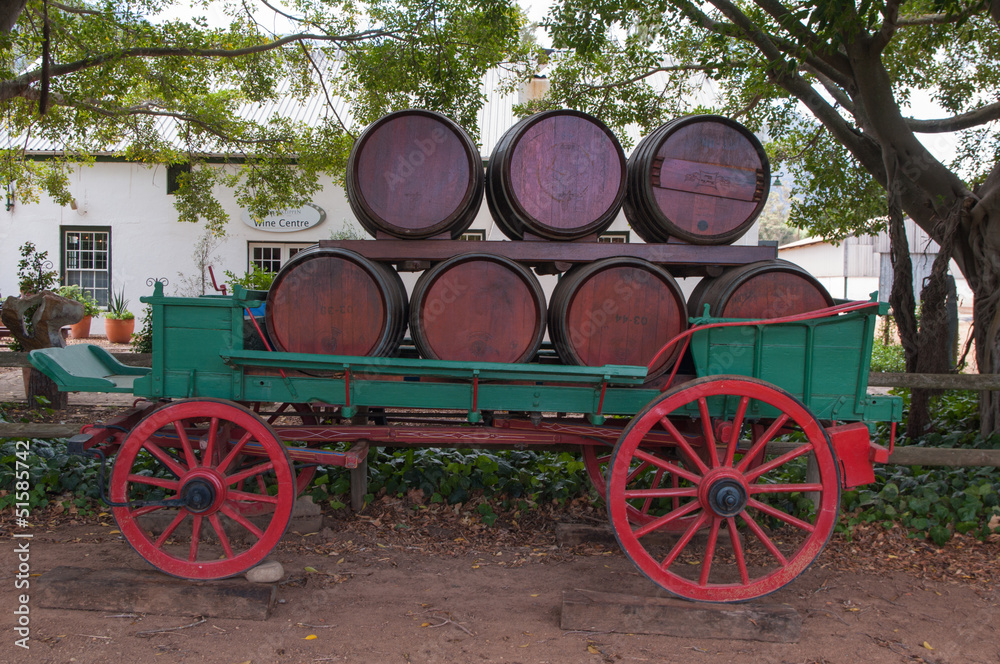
(608, 376), (840, 602)
(111, 398), (295, 580)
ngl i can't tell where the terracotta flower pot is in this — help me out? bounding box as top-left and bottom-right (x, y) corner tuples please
(105, 318), (135, 344)
(69, 315), (92, 339)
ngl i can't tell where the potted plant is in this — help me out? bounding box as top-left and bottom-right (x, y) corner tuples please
(104, 284), (135, 344)
(55, 285), (101, 339)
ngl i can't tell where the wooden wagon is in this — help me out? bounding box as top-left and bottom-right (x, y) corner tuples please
(30, 279), (901, 602)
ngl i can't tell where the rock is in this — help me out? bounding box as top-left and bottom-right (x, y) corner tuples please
(245, 560), (284, 583)
(293, 496), (322, 517)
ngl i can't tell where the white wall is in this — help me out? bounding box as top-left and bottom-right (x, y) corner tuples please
(0, 161), (359, 334)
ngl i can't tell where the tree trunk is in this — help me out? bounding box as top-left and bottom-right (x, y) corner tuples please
(907, 246), (958, 436)
(25, 367), (68, 410)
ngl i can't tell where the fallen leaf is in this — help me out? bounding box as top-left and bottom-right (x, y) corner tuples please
(109, 530), (121, 535)
(530, 594), (539, 597)
(587, 645), (601, 654)
(304, 634), (318, 641)
(420, 623), (430, 628)
(923, 642), (934, 650)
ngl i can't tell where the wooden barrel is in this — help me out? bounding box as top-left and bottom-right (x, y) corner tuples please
(624, 115), (770, 244)
(486, 110), (627, 240)
(548, 258), (688, 379)
(409, 253), (546, 363)
(265, 247), (407, 356)
(345, 109), (484, 239)
(687, 260), (835, 319)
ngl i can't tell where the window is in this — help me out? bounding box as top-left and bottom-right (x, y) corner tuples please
(248, 242), (315, 273)
(598, 231), (629, 244)
(62, 227), (111, 306)
(459, 230), (486, 241)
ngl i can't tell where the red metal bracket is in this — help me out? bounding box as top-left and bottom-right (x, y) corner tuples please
(207, 265), (227, 295)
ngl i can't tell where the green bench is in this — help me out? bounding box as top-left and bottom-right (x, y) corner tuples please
(29, 344), (151, 393)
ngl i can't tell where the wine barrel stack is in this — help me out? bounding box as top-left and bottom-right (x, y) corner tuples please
(264, 108), (835, 378)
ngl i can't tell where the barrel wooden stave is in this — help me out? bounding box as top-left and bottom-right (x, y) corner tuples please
(687, 259), (835, 320)
(487, 110), (627, 240)
(548, 257), (688, 379)
(410, 253), (546, 363)
(265, 247), (408, 357)
(346, 109), (484, 239)
(626, 115), (769, 245)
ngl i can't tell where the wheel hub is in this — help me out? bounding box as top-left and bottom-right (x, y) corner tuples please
(178, 470), (228, 514)
(180, 478), (215, 513)
(706, 478), (747, 517)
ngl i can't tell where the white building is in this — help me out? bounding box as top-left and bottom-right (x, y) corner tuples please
(778, 219), (972, 306)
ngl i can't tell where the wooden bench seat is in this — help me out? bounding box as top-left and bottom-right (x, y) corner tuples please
(29, 344), (150, 393)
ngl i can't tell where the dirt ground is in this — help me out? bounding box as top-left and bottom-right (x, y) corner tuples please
(1, 500), (998, 664)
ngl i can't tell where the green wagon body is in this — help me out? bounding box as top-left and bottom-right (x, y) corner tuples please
(32, 281), (901, 427)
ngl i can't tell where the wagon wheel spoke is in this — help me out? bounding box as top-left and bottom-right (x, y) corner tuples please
(125, 474), (179, 491)
(699, 516), (723, 587)
(724, 396), (750, 468)
(726, 516), (750, 586)
(226, 461), (276, 487)
(209, 513), (234, 559)
(174, 419), (198, 469)
(659, 417), (709, 475)
(640, 469), (665, 514)
(740, 511), (788, 566)
(736, 414), (789, 473)
(697, 398), (719, 468)
(220, 503), (265, 538)
(659, 511), (710, 571)
(747, 498), (816, 533)
(744, 444), (812, 483)
(750, 482), (823, 494)
(632, 449), (702, 484)
(131, 505), (167, 517)
(141, 441), (188, 478)
(189, 515), (203, 562)
(632, 499), (702, 539)
(228, 489), (279, 504)
(202, 416), (221, 466)
(623, 486), (697, 500)
(217, 430), (255, 475)
(153, 511), (188, 548)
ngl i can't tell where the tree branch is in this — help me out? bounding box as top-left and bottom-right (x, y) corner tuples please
(801, 63), (856, 113)
(875, 0), (903, 50)
(706, 0), (886, 181)
(49, 2), (103, 17)
(906, 100), (1000, 133)
(11, 30), (404, 89)
(576, 64), (734, 92)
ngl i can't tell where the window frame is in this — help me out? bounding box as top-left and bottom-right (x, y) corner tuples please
(247, 241), (316, 273)
(598, 231), (630, 244)
(61, 226), (112, 307)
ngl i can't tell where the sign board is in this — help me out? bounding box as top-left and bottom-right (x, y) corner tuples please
(241, 203), (326, 232)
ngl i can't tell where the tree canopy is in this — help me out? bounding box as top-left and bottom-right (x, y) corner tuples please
(537, 0), (1000, 432)
(0, 0), (527, 233)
